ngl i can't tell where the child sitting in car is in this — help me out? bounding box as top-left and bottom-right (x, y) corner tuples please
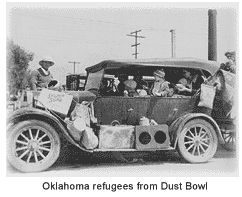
(123, 79), (139, 97)
(151, 69), (171, 97)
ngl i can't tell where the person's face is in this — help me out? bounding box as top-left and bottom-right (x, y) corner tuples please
(42, 62), (52, 70)
(183, 70), (191, 78)
(154, 75), (163, 81)
(154, 76), (159, 81)
(226, 54), (232, 59)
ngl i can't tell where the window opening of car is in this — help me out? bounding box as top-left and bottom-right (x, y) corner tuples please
(79, 79), (86, 88)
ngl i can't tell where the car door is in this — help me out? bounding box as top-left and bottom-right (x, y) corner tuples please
(94, 96), (125, 125)
(94, 96), (174, 125)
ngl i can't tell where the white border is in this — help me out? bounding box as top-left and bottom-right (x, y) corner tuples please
(2, 1), (241, 197)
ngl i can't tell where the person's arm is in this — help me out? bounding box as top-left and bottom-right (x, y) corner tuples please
(159, 82), (171, 96)
(153, 82), (170, 96)
(152, 82), (161, 96)
(179, 86), (192, 93)
(153, 90), (162, 96)
(176, 78), (192, 94)
(191, 75), (204, 95)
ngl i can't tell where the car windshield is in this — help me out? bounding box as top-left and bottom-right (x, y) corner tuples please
(85, 69), (104, 91)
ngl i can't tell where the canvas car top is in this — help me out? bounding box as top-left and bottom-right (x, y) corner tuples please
(86, 58), (220, 76)
(66, 73), (86, 77)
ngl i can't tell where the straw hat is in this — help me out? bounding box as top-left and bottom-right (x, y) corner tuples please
(39, 57), (55, 66)
(153, 69), (165, 78)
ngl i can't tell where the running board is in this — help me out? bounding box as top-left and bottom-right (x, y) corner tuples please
(93, 147), (175, 152)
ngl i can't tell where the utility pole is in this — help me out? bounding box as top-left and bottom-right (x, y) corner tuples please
(170, 29), (176, 58)
(127, 30), (145, 59)
(68, 61), (80, 74)
(208, 9), (217, 61)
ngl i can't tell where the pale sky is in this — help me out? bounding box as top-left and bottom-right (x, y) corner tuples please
(6, 2), (238, 83)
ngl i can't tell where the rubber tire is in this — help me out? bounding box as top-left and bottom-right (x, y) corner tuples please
(221, 128), (236, 151)
(7, 120), (61, 173)
(177, 119), (218, 163)
(221, 142), (236, 152)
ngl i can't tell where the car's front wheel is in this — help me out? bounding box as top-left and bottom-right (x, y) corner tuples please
(177, 119), (218, 163)
(7, 120), (60, 173)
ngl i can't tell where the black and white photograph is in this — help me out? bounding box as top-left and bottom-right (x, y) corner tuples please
(4, 1), (240, 196)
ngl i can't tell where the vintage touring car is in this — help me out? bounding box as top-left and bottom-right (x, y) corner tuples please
(7, 58), (236, 172)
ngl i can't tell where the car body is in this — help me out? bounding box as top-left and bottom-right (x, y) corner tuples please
(66, 73), (87, 91)
(66, 73), (115, 91)
(7, 58), (235, 173)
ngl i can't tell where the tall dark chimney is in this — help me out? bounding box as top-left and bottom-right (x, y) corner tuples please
(208, 9), (217, 61)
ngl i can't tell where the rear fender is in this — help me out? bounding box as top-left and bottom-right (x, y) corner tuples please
(7, 107), (92, 153)
(169, 113), (224, 149)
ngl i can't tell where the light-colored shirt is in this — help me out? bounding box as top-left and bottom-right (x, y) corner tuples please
(152, 79), (170, 96)
(40, 67), (49, 75)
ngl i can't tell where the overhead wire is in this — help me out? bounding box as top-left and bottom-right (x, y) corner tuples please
(9, 10), (209, 59)
(10, 33), (127, 47)
(10, 10), (208, 43)
(11, 10), (172, 33)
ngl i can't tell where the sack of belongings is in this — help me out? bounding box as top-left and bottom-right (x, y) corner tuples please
(65, 117), (86, 141)
(207, 69), (236, 118)
(198, 84), (216, 109)
(82, 127), (99, 150)
(219, 69), (236, 119)
(69, 101), (98, 149)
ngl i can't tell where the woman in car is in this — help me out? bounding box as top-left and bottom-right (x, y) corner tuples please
(151, 69), (170, 97)
(176, 69), (204, 96)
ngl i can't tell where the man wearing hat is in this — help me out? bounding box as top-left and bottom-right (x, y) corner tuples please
(30, 57), (55, 91)
(220, 51), (236, 74)
(151, 69), (170, 97)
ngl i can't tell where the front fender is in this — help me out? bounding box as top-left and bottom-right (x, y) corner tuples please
(7, 107), (92, 153)
(7, 107), (53, 123)
(169, 113), (224, 148)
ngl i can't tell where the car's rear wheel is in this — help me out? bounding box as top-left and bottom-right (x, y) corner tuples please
(177, 119), (218, 163)
(7, 120), (60, 173)
(221, 128), (236, 151)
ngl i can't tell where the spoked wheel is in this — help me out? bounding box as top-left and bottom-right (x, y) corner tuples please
(177, 119), (218, 163)
(7, 120), (60, 173)
(221, 128), (236, 151)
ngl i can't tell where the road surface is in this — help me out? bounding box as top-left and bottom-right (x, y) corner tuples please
(6, 144), (238, 177)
